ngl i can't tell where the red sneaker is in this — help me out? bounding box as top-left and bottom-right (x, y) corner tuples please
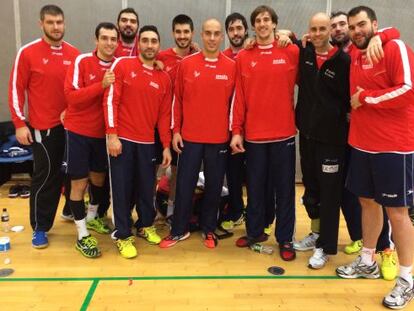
(279, 242), (296, 261)
(159, 232), (190, 248)
(203, 232), (218, 248)
(236, 234), (268, 247)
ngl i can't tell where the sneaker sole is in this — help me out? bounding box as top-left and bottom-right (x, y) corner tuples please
(336, 270), (380, 279)
(75, 245), (102, 258)
(160, 232), (190, 248)
(382, 298), (412, 310)
(32, 243), (48, 249)
(294, 245), (315, 251)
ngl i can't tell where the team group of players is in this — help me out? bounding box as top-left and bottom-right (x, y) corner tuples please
(7, 3), (414, 309)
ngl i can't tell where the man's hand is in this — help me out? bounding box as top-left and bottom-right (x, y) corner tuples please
(276, 33), (292, 48)
(366, 34), (384, 65)
(230, 134), (245, 154)
(60, 109), (66, 124)
(154, 60), (164, 70)
(102, 70), (115, 89)
(172, 132), (184, 154)
(107, 134), (122, 157)
(301, 33), (310, 48)
(350, 86), (364, 110)
(190, 42), (201, 53)
(161, 147), (172, 168)
(243, 37), (256, 50)
(15, 126), (33, 145)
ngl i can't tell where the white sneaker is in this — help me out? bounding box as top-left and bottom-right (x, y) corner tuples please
(308, 247), (328, 269)
(382, 277), (414, 309)
(294, 232), (319, 251)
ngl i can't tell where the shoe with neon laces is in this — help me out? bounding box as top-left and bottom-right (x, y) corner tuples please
(32, 231), (48, 249)
(308, 247), (328, 269)
(203, 232), (218, 248)
(382, 277), (414, 309)
(336, 255), (380, 279)
(220, 215), (244, 231)
(86, 217), (110, 234)
(279, 242), (296, 261)
(380, 248), (398, 281)
(264, 225), (272, 236)
(294, 232), (319, 251)
(159, 232), (190, 248)
(344, 239), (363, 255)
(75, 235), (101, 258)
(137, 226), (161, 245)
(116, 236), (137, 259)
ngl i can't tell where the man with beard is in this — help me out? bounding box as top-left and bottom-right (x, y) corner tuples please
(159, 19), (235, 249)
(104, 25), (172, 259)
(218, 12), (248, 233)
(336, 6), (414, 309)
(156, 14), (195, 219)
(63, 22), (118, 258)
(115, 7), (139, 57)
(8, 4), (79, 248)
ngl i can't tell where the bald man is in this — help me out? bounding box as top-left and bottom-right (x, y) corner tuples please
(294, 12), (351, 269)
(160, 19), (236, 249)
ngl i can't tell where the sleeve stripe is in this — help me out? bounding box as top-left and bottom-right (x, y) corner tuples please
(106, 57), (125, 128)
(72, 53), (93, 90)
(229, 90), (236, 130)
(170, 95), (176, 129)
(11, 39), (42, 121)
(365, 40), (412, 104)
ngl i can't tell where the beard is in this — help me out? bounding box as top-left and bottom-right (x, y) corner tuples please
(120, 28), (137, 43)
(331, 34), (350, 47)
(140, 50), (156, 61)
(44, 29), (64, 43)
(174, 38), (191, 49)
(229, 34), (246, 48)
(352, 27), (374, 50)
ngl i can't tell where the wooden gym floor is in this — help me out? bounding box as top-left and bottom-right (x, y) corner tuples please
(0, 180), (410, 311)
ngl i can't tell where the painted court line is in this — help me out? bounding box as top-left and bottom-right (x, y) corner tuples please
(80, 279), (99, 311)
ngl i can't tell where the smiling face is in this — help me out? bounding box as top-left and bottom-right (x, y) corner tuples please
(201, 19), (223, 55)
(309, 13), (331, 50)
(96, 28), (118, 60)
(348, 11), (378, 50)
(40, 14), (65, 44)
(138, 30), (160, 61)
(173, 23), (193, 49)
(253, 11), (276, 44)
(227, 19), (247, 48)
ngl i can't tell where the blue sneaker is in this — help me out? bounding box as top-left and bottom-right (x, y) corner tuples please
(32, 231), (48, 249)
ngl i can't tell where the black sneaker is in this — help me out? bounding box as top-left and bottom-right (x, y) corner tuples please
(8, 185), (22, 198)
(19, 185), (30, 198)
(75, 235), (101, 258)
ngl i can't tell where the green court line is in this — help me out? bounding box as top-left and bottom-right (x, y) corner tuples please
(80, 279), (99, 311)
(0, 275), (349, 282)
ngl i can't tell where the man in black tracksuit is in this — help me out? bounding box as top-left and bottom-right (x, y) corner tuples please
(295, 13), (350, 269)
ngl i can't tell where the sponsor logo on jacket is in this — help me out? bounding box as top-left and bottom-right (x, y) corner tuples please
(273, 58), (286, 65)
(215, 74), (228, 80)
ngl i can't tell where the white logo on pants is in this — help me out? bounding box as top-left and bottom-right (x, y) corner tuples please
(322, 164), (339, 173)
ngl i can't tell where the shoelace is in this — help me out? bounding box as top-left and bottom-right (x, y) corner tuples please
(390, 278), (410, 298)
(145, 226), (157, 235)
(118, 237), (134, 250)
(83, 236), (98, 247)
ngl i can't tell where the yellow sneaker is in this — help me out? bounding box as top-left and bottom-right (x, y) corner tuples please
(380, 248), (397, 281)
(264, 225), (272, 236)
(221, 220), (235, 231)
(137, 226), (161, 245)
(344, 239), (363, 255)
(116, 236), (137, 259)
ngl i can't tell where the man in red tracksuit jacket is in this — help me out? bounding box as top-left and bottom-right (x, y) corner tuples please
(63, 22), (118, 258)
(8, 5), (79, 249)
(103, 25), (172, 259)
(335, 6), (414, 310)
(159, 18), (236, 249)
(114, 7), (139, 58)
(230, 5), (299, 261)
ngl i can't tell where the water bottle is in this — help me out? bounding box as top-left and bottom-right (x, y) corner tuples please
(250, 243), (273, 255)
(1, 208), (10, 232)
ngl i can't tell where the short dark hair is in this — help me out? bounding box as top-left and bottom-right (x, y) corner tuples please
(348, 6), (377, 22)
(225, 12), (248, 32)
(250, 5), (278, 27)
(95, 22), (119, 40)
(330, 11), (347, 19)
(117, 7), (139, 25)
(172, 14), (194, 31)
(139, 25), (160, 41)
(40, 4), (64, 21)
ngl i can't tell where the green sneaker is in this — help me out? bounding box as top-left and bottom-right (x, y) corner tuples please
(116, 236), (137, 259)
(137, 226), (161, 245)
(220, 215), (244, 231)
(380, 248), (398, 281)
(87, 217), (110, 234)
(75, 235), (101, 258)
(264, 225), (272, 236)
(344, 239), (363, 255)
